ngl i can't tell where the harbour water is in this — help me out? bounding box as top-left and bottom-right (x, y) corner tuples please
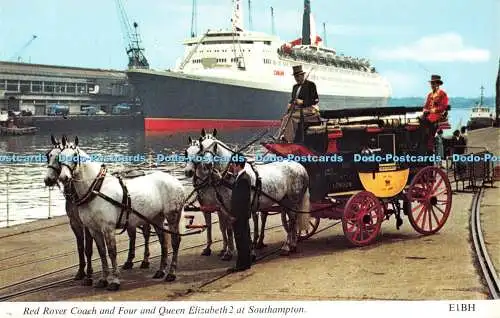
(0, 103), (474, 228)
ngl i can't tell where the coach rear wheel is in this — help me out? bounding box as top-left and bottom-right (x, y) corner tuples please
(298, 217), (320, 241)
(342, 191), (384, 247)
(406, 166), (452, 235)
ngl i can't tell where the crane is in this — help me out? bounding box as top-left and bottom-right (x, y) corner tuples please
(115, 0), (149, 69)
(11, 35), (37, 62)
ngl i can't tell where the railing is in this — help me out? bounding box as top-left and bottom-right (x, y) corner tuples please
(0, 170), (64, 228)
(445, 145), (499, 192)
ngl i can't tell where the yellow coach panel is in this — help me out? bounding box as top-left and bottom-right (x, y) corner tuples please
(358, 164), (409, 198)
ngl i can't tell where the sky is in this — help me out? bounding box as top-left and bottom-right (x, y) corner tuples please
(0, 0), (498, 98)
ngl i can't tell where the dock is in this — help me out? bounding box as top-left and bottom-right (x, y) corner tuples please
(0, 126), (38, 136)
(0, 127), (498, 301)
(14, 113), (144, 132)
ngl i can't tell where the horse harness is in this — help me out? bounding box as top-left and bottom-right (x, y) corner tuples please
(61, 162), (133, 234)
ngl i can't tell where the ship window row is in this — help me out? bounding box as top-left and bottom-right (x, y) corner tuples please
(200, 49), (251, 53)
(188, 40), (271, 45)
(0, 79), (97, 95)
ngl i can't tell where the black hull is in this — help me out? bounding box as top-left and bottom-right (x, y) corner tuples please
(127, 70), (389, 131)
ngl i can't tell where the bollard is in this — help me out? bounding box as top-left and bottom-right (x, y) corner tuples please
(48, 187), (52, 219)
(6, 171), (9, 228)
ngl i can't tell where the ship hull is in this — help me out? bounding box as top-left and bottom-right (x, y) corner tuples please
(127, 70), (389, 132)
(467, 117), (494, 130)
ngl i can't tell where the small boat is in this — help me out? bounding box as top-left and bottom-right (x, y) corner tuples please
(467, 86), (495, 130)
(0, 126), (38, 135)
(0, 110), (8, 122)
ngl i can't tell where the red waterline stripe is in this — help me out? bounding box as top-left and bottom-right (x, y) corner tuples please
(145, 118), (281, 132)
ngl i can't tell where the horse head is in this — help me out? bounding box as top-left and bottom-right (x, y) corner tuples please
(58, 135), (84, 183)
(198, 128), (235, 176)
(44, 134), (64, 187)
(184, 136), (201, 178)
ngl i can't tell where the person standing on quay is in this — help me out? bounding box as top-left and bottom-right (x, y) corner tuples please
(227, 154), (253, 273)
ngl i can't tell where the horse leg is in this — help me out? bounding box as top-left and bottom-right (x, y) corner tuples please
(256, 212), (268, 249)
(90, 229), (109, 288)
(201, 212), (212, 256)
(69, 218), (86, 280)
(220, 212), (234, 261)
(152, 223), (167, 279)
(140, 224), (151, 269)
(165, 210), (182, 282)
(252, 211), (259, 248)
(122, 226), (136, 270)
(280, 209), (293, 256)
(83, 227), (94, 286)
(217, 211), (228, 258)
(103, 228), (120, 291)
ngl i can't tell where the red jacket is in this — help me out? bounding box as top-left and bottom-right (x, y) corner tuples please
(423, 88), (448, 122)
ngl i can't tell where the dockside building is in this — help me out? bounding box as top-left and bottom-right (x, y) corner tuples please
(0, 61), (136, 115)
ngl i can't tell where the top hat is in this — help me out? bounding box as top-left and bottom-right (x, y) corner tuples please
(429, 74), (443, 85)
(292, 65), (305, 76)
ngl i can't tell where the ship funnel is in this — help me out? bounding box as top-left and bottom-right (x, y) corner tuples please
(302, 0), (311, 45)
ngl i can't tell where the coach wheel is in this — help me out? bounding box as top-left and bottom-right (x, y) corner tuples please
(406, 166), (452, 235)
(342, 191), (384, 247)
(298, 217), (320, 241)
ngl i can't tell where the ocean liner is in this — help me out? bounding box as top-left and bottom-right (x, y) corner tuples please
(127, 0), (392, 132)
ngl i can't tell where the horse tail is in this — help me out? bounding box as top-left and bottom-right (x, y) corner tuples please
(296, 185), (311, 232)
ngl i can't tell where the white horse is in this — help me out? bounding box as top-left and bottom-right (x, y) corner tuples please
(43, 135), (153, 286)
(184, 136), (234, 260)
(185, 129), (311, 255)
(57, 136), (185, 291)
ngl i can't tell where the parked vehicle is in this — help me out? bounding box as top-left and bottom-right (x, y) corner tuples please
(47, 104), (69, 116)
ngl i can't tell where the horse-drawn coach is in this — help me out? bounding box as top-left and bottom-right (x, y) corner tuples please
(185, 106), (453, 249)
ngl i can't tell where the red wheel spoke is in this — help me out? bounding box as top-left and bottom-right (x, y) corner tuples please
(414, 204), (426, 223)
(428, 206), (433, 230)
(434, 189), (448, 197)
(434, 205), (445, 215)
(430, 206), (440, 226)
(431, 178), (444, 194)
(421, 206), (428, 230)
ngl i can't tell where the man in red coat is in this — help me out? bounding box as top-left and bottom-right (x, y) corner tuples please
(419, 74), (449, 152)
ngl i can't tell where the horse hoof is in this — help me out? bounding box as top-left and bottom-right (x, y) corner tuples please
(217, 250), (225, 257)
(82, 278), (93, 286)
(95, 279), (108, 288)
(140, 261), (150, 269)
(153, 271), (165, 279)
(122, 261), (134, 270)
(290, 246), (297, 253)
(221, 253), (232, 261)
(107, 282), (120, 291)
(74, 271), (85, 280)
(165, 274), (176, 282)
(201, 248), (211, 256)
(255, 242), (267, 249)
(280, 249), (290, 256)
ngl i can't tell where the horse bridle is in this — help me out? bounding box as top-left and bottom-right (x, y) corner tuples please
(46, 145), (63, 174)
(196, 137), (238, 184)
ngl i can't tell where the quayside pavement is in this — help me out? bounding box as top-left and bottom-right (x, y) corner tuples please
(0, 127), (497, 301)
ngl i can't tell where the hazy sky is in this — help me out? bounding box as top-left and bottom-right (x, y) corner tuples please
(0, 0), (498, 97)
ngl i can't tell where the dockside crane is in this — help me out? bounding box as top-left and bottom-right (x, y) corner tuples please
(115, 0), (149, 69)
(10, 35), (37, 62)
